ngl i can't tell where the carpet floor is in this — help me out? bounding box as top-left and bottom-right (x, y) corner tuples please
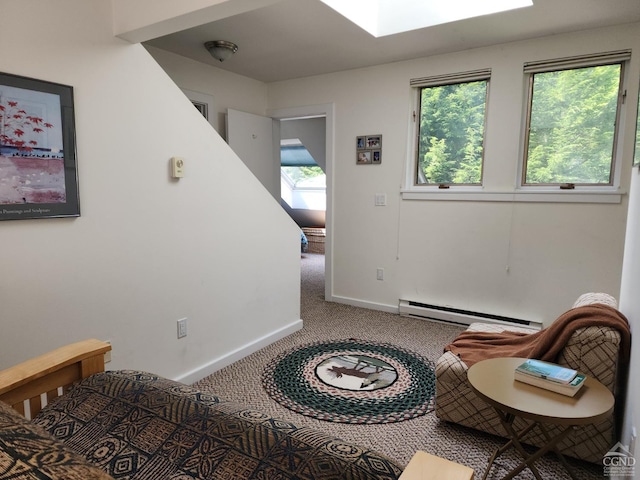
(193, 253), (603, 479)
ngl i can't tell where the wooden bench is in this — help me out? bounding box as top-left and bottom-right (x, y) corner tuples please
(399, 451), (474, 480)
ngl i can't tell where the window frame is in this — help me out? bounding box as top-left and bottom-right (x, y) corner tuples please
(401, 53), (630, 204)
(410, 69), (492, 189)
(518, 50), (631, 191)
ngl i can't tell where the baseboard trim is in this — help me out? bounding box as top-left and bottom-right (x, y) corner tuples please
(330, 295), (399, 314)
(175, 319), (303, 385)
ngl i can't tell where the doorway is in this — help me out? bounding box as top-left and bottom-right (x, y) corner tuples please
(269, 104), (334, 302)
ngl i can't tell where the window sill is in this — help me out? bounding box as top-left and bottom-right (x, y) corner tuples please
(401, 188), (624, 204)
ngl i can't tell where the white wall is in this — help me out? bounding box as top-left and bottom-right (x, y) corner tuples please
(0, 0), (301, 382)
(145, 46), (268, 139)
(268, 24), (640, 325)
(620, 162), (640, 469)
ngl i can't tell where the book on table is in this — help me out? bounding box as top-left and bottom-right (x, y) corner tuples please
(514, 359), (586, 397)
(515, 359), (577, 384)
(515, 370), (586, 397)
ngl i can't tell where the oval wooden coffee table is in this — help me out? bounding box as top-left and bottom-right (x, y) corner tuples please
(467, 357), (614, 480)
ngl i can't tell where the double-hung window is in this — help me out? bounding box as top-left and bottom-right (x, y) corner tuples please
(411, 69), (490, 187)
(522, 50), (631, 188)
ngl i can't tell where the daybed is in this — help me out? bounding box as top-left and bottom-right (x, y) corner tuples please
(0, 339), (403, 479)
(435, 293), (631, 464)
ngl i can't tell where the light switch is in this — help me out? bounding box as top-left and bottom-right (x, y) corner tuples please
(374, 193), (387, 206)
(171, 157), (185, 178)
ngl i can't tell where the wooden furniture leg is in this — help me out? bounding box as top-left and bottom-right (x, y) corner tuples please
(482, 407), (577, 480)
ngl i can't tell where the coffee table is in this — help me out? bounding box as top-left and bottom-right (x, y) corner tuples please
(467, 357), (614, 480)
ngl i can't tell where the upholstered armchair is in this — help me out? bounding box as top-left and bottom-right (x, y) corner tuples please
(435, 293), (627, 463)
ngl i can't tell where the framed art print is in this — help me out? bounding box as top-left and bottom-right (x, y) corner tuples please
(182, 88), (217, 131)
(0, 72), (79, 220)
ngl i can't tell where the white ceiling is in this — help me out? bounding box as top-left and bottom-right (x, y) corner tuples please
(143, 0), (640, 83)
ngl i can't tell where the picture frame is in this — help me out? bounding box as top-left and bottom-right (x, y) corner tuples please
(357, 150), (371, 164)
(182, 88), (217, 131)
(192, 100), (208, 120)
(366, 135), (381, 148)
(356, 134), (382, 165)
(0, 72), (79, 220)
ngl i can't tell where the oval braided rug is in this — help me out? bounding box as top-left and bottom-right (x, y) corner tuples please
(261, 339), (436, 424)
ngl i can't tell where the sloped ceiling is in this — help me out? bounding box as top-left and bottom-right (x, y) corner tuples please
(143, 0), (640, 83)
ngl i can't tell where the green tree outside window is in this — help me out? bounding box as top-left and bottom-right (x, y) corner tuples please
(416, 80), (488, 185)
(524, 64), (622, 185)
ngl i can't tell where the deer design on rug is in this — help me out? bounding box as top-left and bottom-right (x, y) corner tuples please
(327, 356), (394, 389)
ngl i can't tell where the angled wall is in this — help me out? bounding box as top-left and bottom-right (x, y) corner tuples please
(0, 0), (301, 381)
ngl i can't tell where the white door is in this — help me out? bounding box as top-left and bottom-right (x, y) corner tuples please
(226, 109), (280, 200)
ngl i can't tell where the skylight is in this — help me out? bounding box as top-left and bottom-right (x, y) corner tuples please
(320, 0), (533, 37)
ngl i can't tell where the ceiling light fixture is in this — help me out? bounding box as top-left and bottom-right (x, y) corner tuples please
(204, 40), (238, 62)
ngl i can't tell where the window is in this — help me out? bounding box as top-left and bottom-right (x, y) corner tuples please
(280, 140), (326, 211)
(412, 70), (490, 187)
(522, 51), (630, 187)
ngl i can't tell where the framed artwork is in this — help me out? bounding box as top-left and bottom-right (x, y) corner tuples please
(0, 72), (79, 220)
(356, 134), (382, 165)
(192, 100), (208, 119)
(182, 88), (217, 131)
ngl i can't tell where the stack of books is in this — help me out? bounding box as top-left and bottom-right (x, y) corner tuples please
(514, 359), (586, 397)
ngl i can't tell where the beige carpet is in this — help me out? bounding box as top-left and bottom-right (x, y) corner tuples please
(194, 253), (603, 479)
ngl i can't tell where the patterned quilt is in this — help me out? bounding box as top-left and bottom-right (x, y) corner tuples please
(31, 370), (402, 480)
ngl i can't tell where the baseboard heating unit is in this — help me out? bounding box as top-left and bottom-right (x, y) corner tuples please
(398, 300), (543, 331)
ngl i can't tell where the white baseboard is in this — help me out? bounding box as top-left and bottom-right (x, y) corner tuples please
(174, 319), (303, 385)
(330, 295), (399, 314)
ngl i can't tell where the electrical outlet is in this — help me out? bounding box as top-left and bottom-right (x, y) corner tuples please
(177, 318), (187, 339)
(376, 268), (384, 280)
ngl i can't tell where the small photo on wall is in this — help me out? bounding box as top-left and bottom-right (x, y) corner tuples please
(366, 136), (381, 148)
(371, 150), (381, 164)
(357, 150), (372, 164)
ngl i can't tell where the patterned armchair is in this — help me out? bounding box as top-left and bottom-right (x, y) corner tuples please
(435, 293), (625, 463)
